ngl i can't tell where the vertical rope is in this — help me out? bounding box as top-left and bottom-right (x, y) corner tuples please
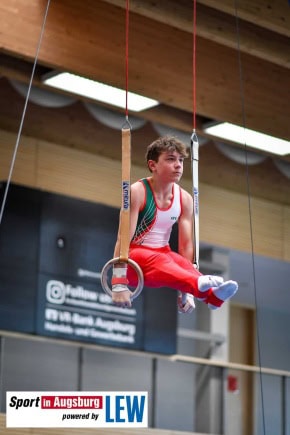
(125, 0), (130, 119)
(233, 2), (266, 434)
(119, 0), (132, 262)
(0, 0), (51, 227)
(192, 0), (197, 131)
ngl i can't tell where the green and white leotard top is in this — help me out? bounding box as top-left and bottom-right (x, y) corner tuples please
(131, 178), (182, 248)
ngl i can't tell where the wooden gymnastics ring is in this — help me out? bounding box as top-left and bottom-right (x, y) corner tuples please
(101, 257), (144, 301)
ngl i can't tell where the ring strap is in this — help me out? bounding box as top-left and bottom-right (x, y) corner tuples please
(191, 131), (199, 270)
(119, 127), (131, 263)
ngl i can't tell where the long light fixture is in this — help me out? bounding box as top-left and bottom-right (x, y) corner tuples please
(42, 72), (159, 112)
(204, 122), (290, 156)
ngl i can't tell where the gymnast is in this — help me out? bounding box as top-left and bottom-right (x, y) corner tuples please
(111, 136), (238, 310)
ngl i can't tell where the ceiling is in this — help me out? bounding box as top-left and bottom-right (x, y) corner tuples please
(0, 0), (289, 204)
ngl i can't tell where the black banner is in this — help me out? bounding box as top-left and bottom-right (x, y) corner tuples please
(36, 273), (144, 349)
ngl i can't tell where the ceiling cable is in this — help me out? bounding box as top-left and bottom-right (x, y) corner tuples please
(234, 2), (266, 434)
(0, 0), (51, 227)
(192, 0), (197, 132)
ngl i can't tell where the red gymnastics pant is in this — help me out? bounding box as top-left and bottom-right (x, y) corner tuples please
(127, 244), (224, 307)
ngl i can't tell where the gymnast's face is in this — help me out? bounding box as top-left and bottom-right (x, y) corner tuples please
(149, 150), (184, 182)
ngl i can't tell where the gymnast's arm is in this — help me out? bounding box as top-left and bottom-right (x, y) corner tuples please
(178, 188), (194, 263)
(113, 181), (144, 259)
(111, 182), (144, 306)
(176, 189), (196, 313)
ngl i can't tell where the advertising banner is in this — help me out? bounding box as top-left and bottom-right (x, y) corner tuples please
(6, 391), (148, 428)
(36, 273), (144, 349)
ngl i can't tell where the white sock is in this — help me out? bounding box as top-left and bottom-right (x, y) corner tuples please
(198, 275), (224, 292)
(208, 280), (238, 310)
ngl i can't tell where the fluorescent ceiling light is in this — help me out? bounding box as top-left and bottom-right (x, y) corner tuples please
(204, 122), (290, 156)
(42, 72), (159, 112)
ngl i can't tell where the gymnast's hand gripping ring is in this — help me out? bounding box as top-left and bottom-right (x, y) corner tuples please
(101, 257), (144, 301)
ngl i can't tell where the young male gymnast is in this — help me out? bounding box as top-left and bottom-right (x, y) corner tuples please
(111, 136), (238, 311)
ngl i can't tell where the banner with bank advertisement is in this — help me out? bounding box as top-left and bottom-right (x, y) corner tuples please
(36, 273), (144, 349)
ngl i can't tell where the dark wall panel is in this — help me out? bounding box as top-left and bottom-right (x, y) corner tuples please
(39, 191), (118, 277)
(0, 183), (41, 332)
(0, 183), (177, 354)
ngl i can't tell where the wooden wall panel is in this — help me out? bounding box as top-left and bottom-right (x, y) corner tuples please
(250, 199), (284, 259)
(197, 184), (252, 252)
(36, 141), (145, 206)
(183, 179), (286, 259)
(37, 141), (121, 206)
(0, 129), (289, 262)
(0, 131), (37, 186)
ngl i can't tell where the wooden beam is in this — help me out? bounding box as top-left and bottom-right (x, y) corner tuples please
(0, 0), (289, 141)
(195, 5), (290, 68)
(197, 0), (290, 37)
(0, 53), (195, 134)
(101, 0), (290, 68)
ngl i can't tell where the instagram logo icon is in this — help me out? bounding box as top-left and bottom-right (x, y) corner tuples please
(46, 280), (66, 304)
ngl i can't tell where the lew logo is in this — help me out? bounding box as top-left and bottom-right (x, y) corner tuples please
(105, 394), (147, 424)
(122, 181), (130, 210)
